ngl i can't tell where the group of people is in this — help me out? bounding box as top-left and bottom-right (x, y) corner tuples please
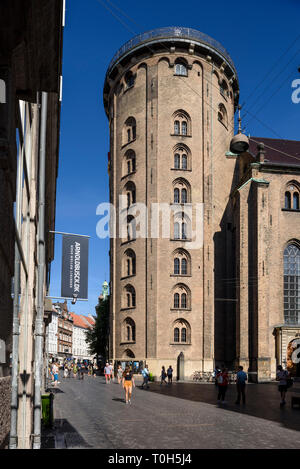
(49, 361), (98, 386)
(213, 364), (293, 406)
(160, 365), (173, 385)
(213, 365), (247, 405)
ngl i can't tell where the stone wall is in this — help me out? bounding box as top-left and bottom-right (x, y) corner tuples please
(0, 376), (11, 448)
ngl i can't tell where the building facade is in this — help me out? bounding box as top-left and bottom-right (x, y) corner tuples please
(54, 302), (73, 361)
(103, 27), (300, 382)
(71, 313), (95, 362)
(0, 0), (64, 448)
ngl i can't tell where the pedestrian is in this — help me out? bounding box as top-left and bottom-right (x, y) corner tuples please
(122, 366), (135, 404)
(104, 362), (112, 383)
(235, 366), (247, 405)
(160, 366), (167, 385)
(216, 367), (229, 404)
(141, 364), (150, 389)
(117, 365), (123, 384)
(276, 365), (290, 406)
(93, 364), (98, 378)
(63, 365), (69, 379)
(52, 362), (59, 387)
(109, 362), (114, 381)
(167, 365), (173, 384)
(213, 365), (221, 386)
(73, 363), (78, 378)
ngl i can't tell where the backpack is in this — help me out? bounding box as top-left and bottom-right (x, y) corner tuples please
(217, 374), (223, 384)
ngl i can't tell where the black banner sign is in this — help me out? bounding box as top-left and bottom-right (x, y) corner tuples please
(61, 235), (89, 299)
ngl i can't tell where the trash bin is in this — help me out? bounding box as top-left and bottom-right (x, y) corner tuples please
(41, 392), (54, 427)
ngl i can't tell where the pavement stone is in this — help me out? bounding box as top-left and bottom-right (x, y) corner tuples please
(42, 374), (300, 449)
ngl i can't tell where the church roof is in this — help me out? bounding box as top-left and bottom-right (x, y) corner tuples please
(249, 137), (300, 166)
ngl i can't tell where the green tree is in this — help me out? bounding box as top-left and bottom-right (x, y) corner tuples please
(85, 297), (110, 361)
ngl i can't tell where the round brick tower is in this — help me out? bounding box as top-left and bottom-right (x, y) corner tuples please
(103, 27), (239, 379)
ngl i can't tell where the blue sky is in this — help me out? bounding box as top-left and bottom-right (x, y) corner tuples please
(49, 0), (300, 316)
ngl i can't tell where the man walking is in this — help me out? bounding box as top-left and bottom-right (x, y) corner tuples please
(235, 366), (247, 405)
(141, 364), (150, 389)
(167, 365), (173, 384)
(104, 362), (112, 383)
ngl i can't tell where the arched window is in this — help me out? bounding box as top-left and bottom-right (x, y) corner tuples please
(181, 258), (187, 275)
(123, 318), (136, 342)
(219, 79), (228, 98)
(123, 117), (136, 145)
(174, 258), (180, 275)
(174, 293), (180, 308)
(175, 62), (188, 76)
(181, 121), (187, 135)
(174, 188), (180, 204)
(125, 71), (135, 89)
(127, 215), (136, 241)
(172, 110), (191, 136)
(284, 244), (300, 325)
(172, 145), (190, 170)
(124, 150), (136, 175)
(172, 284), (191, 310)
(124, 181), (136, 208)
(284, 183), (300, 210)
(173, 212), (191, 240)
(172, 319), (191, 344)
(294, 193), (299, 210)
(124, 249), (136, 277)
(181, 188), (187, 204)
(172, 178), (191, 204)
(181, 293), (187, 308)
(174, 328), (180, 342)
(218, 103), (228, 129)
(124, 285), (136, 308)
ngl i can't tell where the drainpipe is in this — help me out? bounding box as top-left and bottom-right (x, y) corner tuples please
(9, 101), (26, 449)
(33, 91), (48, 449)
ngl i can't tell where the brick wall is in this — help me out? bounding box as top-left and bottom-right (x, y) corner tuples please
(0, 376), (11, 448)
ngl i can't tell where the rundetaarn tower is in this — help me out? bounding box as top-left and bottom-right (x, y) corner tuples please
(103, 27), (300, 381)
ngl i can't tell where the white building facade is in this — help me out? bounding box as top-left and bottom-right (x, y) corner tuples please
(71, 313), (95, 361)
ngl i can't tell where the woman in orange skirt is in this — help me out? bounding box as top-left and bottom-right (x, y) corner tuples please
(122, 367), (135, 404)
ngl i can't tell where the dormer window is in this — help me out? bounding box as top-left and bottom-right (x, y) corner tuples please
(175, 62), (187, 76)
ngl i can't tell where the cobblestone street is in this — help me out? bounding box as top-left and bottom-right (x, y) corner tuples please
(42, 374), (300, 449)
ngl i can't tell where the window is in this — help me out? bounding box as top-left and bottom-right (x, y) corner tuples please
(175, 63), (187, 76)
(125, 71), (135, 89)
(284, 244), (300, 325)
(123, 117), (136, 145)
(173, 178), (191, 204)
(124, 285), (136, 308)
(126, 215), (136, 241)
(123, 318), (136, 342)
(124, 181), (136, 208)
(174, 293), (180, 308)
(218, 103), (228, 128)
(173, 146), (190, 170)
(181, 258), (187, 275)
(174, 258), (180, 275)
(172, 319), (191, 344)
(284, 184), (300, 210)
(172, 110), (191, 136)
(172, 284), (191, 310)
(219, 79), (228, 98)
(181, 121), (187, 136)
(124, 150), (136, 176)
(124, 249), (136, 277)
(174, 222), (180, 239)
